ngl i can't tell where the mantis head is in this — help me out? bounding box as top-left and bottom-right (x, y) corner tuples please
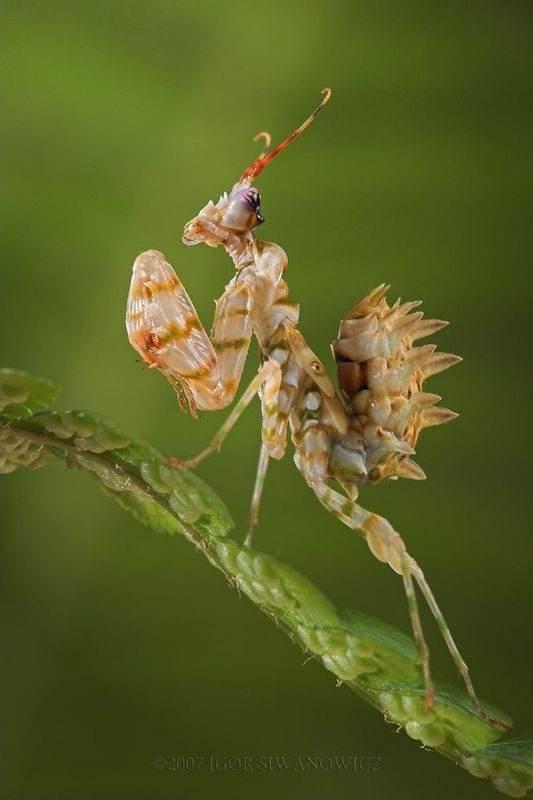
(182, 88), (331, 249)
(182, 181), (264, 247)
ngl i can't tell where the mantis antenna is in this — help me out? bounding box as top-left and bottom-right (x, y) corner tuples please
(240, 87), (332, 182)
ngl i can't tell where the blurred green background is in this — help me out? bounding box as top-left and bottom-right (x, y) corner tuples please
(1, 1), (532, 798)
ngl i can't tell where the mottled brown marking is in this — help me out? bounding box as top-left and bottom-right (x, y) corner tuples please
(337, 362), (366, 399)
(212, 337), (248, 352)
(224, 376), (238, 395)
(156, 318), (203, 344)
(144, 331), (161, 352)
(227, 306), (249, 317)
(132, 276), (182, 301)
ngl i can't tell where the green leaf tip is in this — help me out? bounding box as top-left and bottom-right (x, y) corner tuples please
(0, 368), (61, 417)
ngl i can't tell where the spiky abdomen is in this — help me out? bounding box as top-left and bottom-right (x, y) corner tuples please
(331, 285), (461, 486)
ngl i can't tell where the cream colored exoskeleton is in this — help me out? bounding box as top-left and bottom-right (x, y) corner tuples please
(126, 89), (503, 728)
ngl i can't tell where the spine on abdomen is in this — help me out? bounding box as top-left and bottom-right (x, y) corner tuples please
(331, 284), (461, 485)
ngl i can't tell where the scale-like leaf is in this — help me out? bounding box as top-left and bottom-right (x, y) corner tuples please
(1, 369), (532, 798)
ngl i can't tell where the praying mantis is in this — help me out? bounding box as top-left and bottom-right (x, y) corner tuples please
(126, 89), (506, 729)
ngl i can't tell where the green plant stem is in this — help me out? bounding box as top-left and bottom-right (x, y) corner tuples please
(1, 369), (532, 798)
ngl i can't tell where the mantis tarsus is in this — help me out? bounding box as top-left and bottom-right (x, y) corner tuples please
(126, 88), (507, 730)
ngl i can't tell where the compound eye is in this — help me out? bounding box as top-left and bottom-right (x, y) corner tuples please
(221, 187), (265, 231)
(243, 187), (261, 210)
(243, 188), (265, 225)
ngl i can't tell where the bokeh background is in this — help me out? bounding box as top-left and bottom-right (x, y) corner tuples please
(2, 1), (532, 798)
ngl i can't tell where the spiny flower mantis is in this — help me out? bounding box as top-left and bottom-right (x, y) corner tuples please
(126, 89), (507, 730)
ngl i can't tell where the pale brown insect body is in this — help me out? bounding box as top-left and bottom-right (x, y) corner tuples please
(126, 90), (505, 729)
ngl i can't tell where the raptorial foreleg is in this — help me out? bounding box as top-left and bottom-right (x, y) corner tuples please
(126, 250), (254, 415)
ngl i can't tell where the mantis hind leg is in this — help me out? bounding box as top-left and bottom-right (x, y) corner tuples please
(293, 421), (500, 725)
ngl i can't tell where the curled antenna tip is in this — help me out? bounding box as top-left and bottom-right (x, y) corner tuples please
(252, 131), (272, 156)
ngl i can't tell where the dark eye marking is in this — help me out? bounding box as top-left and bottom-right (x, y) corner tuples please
(243, 188), (261, 210)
